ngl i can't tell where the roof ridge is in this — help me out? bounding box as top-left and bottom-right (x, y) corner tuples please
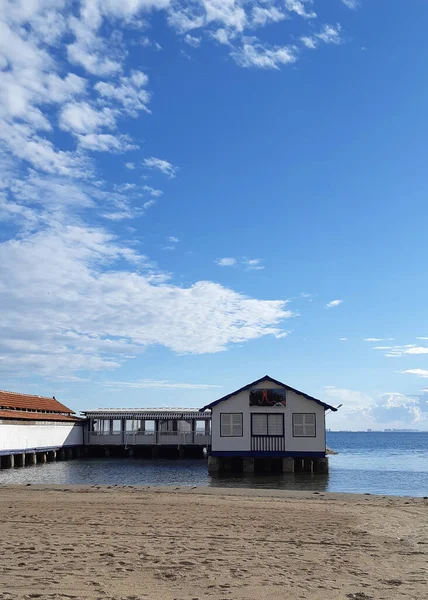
(0, 389), (55, 400)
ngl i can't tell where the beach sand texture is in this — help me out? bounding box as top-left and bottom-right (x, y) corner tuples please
(0, 485), (427, 600)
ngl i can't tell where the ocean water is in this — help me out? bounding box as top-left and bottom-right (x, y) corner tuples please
(0, 432), (427, 497)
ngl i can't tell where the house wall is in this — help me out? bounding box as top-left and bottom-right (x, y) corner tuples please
(211, 379), (326, 455)
(0, 422), (83, 455)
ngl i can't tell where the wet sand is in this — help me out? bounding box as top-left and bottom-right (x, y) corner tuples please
(0, 485), (427, 600)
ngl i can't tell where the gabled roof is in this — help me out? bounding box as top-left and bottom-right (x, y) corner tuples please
(0, 390), (74, 414)
(200, 375), (338, 412)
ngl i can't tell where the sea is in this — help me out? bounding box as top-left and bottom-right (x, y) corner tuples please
(1, 431), (427, 497)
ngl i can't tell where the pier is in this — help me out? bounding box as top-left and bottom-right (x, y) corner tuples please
(83, 408), (211, 459)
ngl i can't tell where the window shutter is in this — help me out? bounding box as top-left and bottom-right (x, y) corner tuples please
(221, 414), (242, 436)
(221, 414), (232, 436)
(268, 414), (283, 436)
(293, 413), (316, 437)
(231, 414), (243, 436)
(252, 414), (267, 435)
(304, 414), (316, 437)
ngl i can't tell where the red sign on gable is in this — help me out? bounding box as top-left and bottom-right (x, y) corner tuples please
(249, 388), (286, 407)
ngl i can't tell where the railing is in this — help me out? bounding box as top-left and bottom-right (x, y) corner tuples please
(88, 430), (210, 446)
(251, 436), (285, 452)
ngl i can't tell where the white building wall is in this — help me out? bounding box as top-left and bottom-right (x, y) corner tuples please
(0, 422), (83, 454)
(211, 379), (326, 454)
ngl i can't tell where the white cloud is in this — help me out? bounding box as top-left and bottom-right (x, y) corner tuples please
(364, 337), (394, 342)
(125, 162), (135, 169)
(0, 225), (294, 375)
(143, 156), (178, 178)
(251, 6), (286, 27)
(216, 257), (237, 266)
(300, 36), (317, 49)
(143, 185), (163, 197)
(77, 133), (137, 153)
(60, 102), (117, 134)
(373, 345), (428, 358)
(325, 299), (342, 309)
(103, 379), (221, 390)
(402, 370), (428, 378)
(325, 386), (428, 430)
(184, 34), (201, 47)
(232, 38), (297, 69)
(417, 337), (428, 341)
(284, 0), (316, 19)
(340, 338), (347, 341)
(168, 236), (179, 243)
(94, 71), (151, 116)
(244, 258), (264, 271)
(341, 0), (358, 8)
(211, 28), (233, 45)
(301, 24), (343, 49)
(316, 23), (342, 45)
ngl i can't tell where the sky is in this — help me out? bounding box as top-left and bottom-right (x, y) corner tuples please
(1, 0), (428, 431)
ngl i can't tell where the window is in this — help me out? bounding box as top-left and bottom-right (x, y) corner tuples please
(293, 413), (316, 437)
(220, 413), (243, 437)
(251, 413), (284, 437)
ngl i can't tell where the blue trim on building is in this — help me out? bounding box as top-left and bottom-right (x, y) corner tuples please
(0, 445), (79, 456)
(210, 450), (326, 458)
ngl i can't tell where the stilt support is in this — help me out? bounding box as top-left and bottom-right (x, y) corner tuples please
(242, 458), (255, 473)
(208, 456), (221, 474)
(303, 458), (313, 473)
(14, 453), (25, 468)
(282, 457), (295, 473)
(47, 450), (56, 462)
(27, 453), (37, 466)
(3, 454), (15, 469)
(37, 452), (47, 464)
(313, 457), (329, 474)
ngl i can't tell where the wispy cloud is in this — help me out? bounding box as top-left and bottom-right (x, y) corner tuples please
(300, 24), (343, 50)
(401, 369), (428, 379)
(184, 34), (201, 48)
(143, 157), (178, 178)
(325, 299), (343, 309)
(244, 258), (264, 271)
(374, 345), (428, 358)
(143, 185), (163, 197)
(341, 0), (358, 8)
(103, 379), (222, 390)
(168, 236), (179, 243)
(285, 0), (316, 19)
(340, 338), (347, 341)
(216, 257), (264, 270)
(216, 257), (237, 267)
(364, 337), (394, 342)
(232, 38), (297, 69)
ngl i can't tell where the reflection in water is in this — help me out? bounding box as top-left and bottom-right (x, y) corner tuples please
(209, 472), (329, 492)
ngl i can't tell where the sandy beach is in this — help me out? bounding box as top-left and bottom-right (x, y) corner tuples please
(0, 485), (427, 600)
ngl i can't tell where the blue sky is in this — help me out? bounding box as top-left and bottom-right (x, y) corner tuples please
(1, 0), (428, 430)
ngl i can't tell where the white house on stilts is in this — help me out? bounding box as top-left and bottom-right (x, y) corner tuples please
(201, 375), (338, 474)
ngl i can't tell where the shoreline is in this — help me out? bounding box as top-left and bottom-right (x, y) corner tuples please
(2, 482), (428, 502)
(1, 485), (427, 599)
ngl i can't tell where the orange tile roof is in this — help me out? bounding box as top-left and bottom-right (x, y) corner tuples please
(0, 390), (74, 413)
(0, 410), (81, 422)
